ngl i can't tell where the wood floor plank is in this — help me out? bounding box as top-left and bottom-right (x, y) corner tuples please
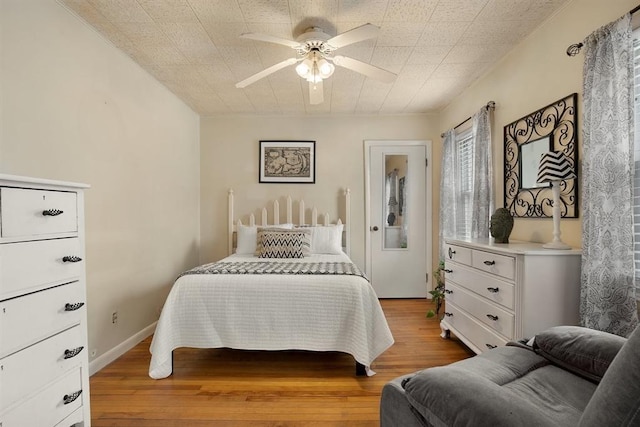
(90, 299), (473, 426)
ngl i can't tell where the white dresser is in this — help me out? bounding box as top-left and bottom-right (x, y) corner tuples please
(0, 175), (91, 427)
(441, 238), (581, 354)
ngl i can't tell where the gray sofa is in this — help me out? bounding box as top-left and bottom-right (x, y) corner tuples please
(380, 325), (640, 427)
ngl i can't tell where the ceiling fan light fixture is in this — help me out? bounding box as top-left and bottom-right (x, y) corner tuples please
(295, 59), (312, 78)
(317, 59), (334, 78)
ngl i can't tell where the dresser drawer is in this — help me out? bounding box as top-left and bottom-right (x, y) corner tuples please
(445, 243), (471, 265)
(444, 262), (515, 310)
(0, 238), (83, 300)
(0, 368), (84, 427)
(1, 326), (85, 411)
(443, 302), (508, 353)
(54, 407), (83, 427)
(471, 249), (515, 280)
(0, 187), (77, 239)
(445, 282), (514, 338)
(0, 282), (84, 358)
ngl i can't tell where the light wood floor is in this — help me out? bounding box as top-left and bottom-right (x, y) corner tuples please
(90, 299), (473, 426)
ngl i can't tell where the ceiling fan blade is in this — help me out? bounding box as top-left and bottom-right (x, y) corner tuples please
(327, 23), (380, 49)
(309, 80), (324, 105)
(235, 58), (298, 88)
(332, 55), (396, 83)
(240, 32), (301, 49)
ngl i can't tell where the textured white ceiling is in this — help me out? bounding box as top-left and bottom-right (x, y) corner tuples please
(59, 0), (568, 116)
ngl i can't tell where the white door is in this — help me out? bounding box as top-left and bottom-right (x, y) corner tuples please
(365, 141), (431, 298)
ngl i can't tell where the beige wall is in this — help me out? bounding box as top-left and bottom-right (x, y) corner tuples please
(200, 115), (439, 269)
(436, 0), (639, 253)
(1, 1), (201, 362)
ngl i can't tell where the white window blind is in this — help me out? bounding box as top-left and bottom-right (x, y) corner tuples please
(633, 28), (640, 295)
(455, 129), (474, 239)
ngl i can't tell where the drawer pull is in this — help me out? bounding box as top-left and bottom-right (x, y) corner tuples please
(483, 260), (496, 266)
(62, 255), (83, 263)
(63, 389), (82, 405)
(448, 248), (456, 258)
(486, 314), (499, 321)
(64, 346), (85, 359)
(444, 312), (453, 317)
(443, 269), (453, 273)
(486, 344), (497, 349)
(487, 287), (500, 293)
(64, 302), (85, 311)
(42, 209), (64, 216)
(444, 289), (453, 294)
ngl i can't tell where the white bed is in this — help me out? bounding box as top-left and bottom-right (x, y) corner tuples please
(149, 190), (394, 379)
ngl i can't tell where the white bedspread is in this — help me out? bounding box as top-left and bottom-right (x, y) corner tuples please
(149, 253), (394, 379)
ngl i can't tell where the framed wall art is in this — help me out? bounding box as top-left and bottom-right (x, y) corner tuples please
(259, 140), (315, 184)
(504, 93), (578, 218)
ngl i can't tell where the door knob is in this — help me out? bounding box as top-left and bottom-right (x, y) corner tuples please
(371, 226), (379, 231)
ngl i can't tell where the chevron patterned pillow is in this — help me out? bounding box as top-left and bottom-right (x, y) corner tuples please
(256, 229), (311, 258)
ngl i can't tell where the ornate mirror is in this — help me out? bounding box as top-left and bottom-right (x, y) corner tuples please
(504, 93), (578, 218)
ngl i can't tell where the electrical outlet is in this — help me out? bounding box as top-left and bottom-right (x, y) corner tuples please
(112, 311), (118, 324)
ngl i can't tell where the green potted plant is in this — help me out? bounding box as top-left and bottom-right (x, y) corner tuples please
(426, 260), (446, 319)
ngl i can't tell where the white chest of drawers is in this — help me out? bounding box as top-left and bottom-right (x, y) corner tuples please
(0, 174), (90, 427)
(441, 238), (581, 354)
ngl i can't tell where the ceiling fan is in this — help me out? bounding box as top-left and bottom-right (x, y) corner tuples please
(235, 23), (397, 105)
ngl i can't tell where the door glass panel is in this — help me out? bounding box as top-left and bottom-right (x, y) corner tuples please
(384, 154), (408, 249)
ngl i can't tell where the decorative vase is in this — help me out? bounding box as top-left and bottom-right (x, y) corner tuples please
(387, 212), (396, 226)
(490, 208), (514, 243)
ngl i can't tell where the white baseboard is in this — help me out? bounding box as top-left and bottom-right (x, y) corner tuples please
(89, 321), (157, 376)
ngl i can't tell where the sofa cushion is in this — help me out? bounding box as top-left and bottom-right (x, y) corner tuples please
(579, 325), (640, 426)
(533, 326), (626, 383)
(402, 345), (596, 426)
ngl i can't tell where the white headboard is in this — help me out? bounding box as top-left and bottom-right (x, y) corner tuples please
(228, 188), (351, 256)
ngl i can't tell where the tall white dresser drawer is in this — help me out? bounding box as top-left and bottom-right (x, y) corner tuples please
(1, 325), (85, 411)
(0, 238), (83, 300)
(444, 263), (515, 310)
(0, 281), (84, 358)
(55, 407), (83, 427)
(0, 368), (84, 427)
(445, 282), (514, 338)
(0, 187), (77, 239)
(444, 302), (508, 352)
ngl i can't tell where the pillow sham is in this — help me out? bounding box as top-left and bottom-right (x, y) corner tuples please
(256, 229), (312, 258)
(235, 224), (293, 255)
(305, 224), (344, 254)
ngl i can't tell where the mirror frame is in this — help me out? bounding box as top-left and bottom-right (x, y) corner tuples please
(504, 93), (578, 218)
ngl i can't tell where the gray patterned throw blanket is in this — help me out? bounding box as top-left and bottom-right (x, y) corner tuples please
(179, 261), (368, 280)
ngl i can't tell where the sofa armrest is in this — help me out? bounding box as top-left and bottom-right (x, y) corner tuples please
(533, 326), (626, 383)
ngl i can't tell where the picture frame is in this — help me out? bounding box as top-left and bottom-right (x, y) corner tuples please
(504, 93), (578, 218)
(259, 140), (315, 184)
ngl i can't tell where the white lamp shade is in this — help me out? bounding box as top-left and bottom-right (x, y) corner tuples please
(537, 151), (576, 183)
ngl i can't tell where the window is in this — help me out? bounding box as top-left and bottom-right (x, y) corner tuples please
(455, 128), (474, 240)
(633, 27), (640, 296)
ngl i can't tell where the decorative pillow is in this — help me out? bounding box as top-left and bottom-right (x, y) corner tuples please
(235, 224), (293, 255)
(533, 325), (626, 383)
(307, 224), (343, 254)
(256, 229), (311, 258)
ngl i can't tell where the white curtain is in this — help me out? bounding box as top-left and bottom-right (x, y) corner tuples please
(471, 106), (493, 239)
(439, 106), (494, 260)
(439, 129), (457, 260)
(581, 13), (638, 337)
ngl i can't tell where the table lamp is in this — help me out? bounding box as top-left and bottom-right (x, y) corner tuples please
(537, 151), (576, 249)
